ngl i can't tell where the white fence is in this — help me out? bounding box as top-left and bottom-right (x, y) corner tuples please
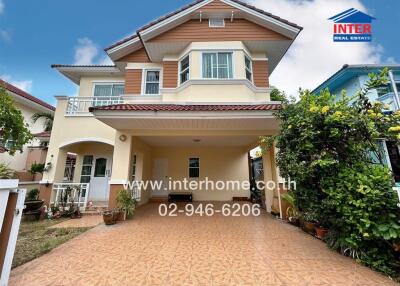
(51, 183), (90, 210)
(0, 180), (25, 286)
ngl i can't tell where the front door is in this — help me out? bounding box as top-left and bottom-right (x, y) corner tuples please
(81, 155), (112, 202)
(152, 158), (168, 197)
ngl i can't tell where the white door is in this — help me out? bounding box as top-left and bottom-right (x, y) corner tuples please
(152, 158), (168, 197)
(89, 155), (112, 202)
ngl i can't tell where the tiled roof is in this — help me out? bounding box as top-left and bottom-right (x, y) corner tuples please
(0, 79), (55, 111)
(89, 103), (280, 112)
(105, 0), (302, 51)
(33, 131), (51, 138)
(51, 64), (117, 68)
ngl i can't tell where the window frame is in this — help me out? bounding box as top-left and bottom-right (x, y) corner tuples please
(80, 155), (93, 183)
(142, 69), (162, 95)
(92, 82), (125, 97)
(201, 51), (233, 80)
(244, 54), (253, 82)
(188, 157), (200, 178)
(179, 55), (190, 85)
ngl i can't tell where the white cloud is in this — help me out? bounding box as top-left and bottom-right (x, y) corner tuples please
(248, 0), (390, 97)
(0, 29), (11, 43)
(73, 37), (112, 65)
(0, 74), (33, 92)
(0, 0), (4, 14)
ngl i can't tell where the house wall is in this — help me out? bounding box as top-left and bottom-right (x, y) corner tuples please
(0, 101), (47, 171)
(151, 146), (250, 201)
(78, 77), (125, 97)
(41, 98), (116, 184)
(149, 19), (288, 42)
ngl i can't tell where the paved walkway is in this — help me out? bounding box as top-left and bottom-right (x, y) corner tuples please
(9, 203), (398, 286)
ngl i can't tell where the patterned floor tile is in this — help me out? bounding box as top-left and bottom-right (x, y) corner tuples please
(8, 203), (398, 286)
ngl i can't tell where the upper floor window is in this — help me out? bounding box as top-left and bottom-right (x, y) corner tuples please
(180, 55), (190, 84)
(209, 18), (225, 28)
(245, 55), (253, 82)
(144, 70), (160, 94)
(94, 83), (124, 97)
(202, 52), (233, 79)
(376, 85), (391, 97)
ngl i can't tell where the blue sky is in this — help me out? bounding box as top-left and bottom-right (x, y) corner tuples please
(0, 0), (399, 105)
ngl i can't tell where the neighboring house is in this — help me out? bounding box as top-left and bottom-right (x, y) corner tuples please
(0, 80), (55, 186)
(313, 64), (400, 183)
(41, 0), (302, 213)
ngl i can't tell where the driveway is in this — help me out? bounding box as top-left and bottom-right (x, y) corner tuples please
(9, 203), (398, 286)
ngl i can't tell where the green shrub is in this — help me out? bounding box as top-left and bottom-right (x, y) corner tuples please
(0, 163), (15, 179)
(29, 162), (45, 174)
(116, 189), (137, 218)
(26, 188), (40, 201)
(264, 69), (400, 280)
(322, 164), (400, 276)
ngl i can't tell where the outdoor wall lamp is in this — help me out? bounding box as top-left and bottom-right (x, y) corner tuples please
(119, 134), (127, 142)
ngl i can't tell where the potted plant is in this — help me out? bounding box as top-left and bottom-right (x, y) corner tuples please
(302, 211), (318, 234)
(102, 210), (115, 225)
(281, 192), (300, 226)
(23, 188), (44, 221)
(29, 162), (45, 181)
(116, 189), (137, 220)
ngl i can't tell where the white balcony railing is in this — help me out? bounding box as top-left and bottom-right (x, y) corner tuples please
(51, 183), (90, 210)
(66, 96), (123, 115)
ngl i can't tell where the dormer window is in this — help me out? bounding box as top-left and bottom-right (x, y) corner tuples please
(202, 52), (233, 79)
(245, 55), (253, 82)
(180, 55), (190, 84)
(209, 18), (225, 28)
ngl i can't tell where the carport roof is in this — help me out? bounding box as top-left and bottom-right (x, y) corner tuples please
(89, 103), (281, 112)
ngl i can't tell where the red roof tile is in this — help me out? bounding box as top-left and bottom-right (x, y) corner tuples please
(0, 79), (55, 111)
(89, 103), (280, 112)
(104, 0), (302, 51)
(33, 131), (51, 138)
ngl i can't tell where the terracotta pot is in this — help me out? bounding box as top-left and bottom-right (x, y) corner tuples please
(303, 221), (316, 234)
(315, 227), (328, 240)
(103, 212), (115, 225)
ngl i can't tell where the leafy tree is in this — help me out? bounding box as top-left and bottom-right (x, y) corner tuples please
(32, 112), (54, 132)
(262, 68), (400, 279)
(0, 87), (33, 155)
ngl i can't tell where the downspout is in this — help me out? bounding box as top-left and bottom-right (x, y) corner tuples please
(388, 69), (400, 110)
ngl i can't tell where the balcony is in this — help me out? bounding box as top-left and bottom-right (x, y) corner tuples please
(64, 95), (161, 116)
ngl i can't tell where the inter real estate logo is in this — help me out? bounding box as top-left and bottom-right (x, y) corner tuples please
(328, 8), (376, 42)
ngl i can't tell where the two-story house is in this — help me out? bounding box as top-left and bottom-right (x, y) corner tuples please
(0, 79), (55, 189)
(40, 0), (302, 213)
(313, 64), (400, 183)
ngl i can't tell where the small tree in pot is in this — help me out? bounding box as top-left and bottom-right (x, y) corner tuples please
(116, 189), (137, 220)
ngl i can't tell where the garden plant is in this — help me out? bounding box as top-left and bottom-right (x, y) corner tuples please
(263, 68), (400, 280)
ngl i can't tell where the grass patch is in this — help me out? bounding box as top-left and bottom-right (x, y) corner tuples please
(12, 219), (92, 268)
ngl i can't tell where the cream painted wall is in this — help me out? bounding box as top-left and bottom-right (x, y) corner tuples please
(41, 98), (116, 183)
(151, 146), (250, 201)
(162, 84), (270, 102)
(0, 100), (48, 171)
(79, 77), (125, 97)
(131, 137), (153, 204)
